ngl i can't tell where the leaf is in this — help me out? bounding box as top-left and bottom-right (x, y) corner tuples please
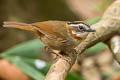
(1, 39), (49, 79)
(86, 42), (107, 54)
(2, 39), (45, 58)
(86, 16), (101, 25)
(6, 56), (45, 80)
(20, 57), (50, 75)
(66, 72), (85, 80)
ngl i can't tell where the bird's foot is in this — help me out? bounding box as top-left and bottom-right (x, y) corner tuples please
(45, 46), (53, 53)
(45, 47), (64, 59)
(52, 50), (64, 58)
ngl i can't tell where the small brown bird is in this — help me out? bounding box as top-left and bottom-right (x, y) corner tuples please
(3, 21), (95, 54)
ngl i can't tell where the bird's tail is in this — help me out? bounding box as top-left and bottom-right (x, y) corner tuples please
(3, 21), (35, 31)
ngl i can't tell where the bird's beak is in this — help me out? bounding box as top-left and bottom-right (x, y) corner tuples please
(85, 28), (96, 32)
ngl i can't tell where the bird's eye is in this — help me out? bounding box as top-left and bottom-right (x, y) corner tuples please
(78, 26), (83, 30)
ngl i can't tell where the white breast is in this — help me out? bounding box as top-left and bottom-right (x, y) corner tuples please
(72, 30), (88, 38)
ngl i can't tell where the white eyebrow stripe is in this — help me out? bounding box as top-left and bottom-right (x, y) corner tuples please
(79, 23), (85, 26)
(69, 24), (79, 26)
(69, 23), (85, 27)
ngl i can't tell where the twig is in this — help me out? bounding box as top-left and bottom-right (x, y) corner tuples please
(108, 35), (120, 64)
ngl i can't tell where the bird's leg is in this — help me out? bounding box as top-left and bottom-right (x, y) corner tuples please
(52, 50), (64, 58)
(45, 46), (74, 60)
(45, 46), (63, 58)
(45, 46), (54, 54)
(71, 49), (77, 54)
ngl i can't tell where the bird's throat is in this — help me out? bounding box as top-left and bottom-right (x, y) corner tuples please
(71, 31), (83, 40)
(67, 25), (83, 40)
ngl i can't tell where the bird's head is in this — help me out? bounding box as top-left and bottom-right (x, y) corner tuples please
(67, 21), (95, 40)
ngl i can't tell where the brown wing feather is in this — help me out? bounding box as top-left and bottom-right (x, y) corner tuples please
(32, 21), (68, 40)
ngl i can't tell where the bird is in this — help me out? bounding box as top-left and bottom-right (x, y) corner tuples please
(3, 21), (95, 55)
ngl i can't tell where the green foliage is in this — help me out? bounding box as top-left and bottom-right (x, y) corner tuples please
(1, 40), (45, 80)
(1, 39), (85, 80)
(86, 16), (101, 25)
(86, 42), (107, 54)
(2, 39), (45, 58)
(6, 56), (45, 80)
(66, 72), (85, 80)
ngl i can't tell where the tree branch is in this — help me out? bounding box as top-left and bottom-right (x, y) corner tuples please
(108, 35), (120, 64)
(76, 0), (120, 54)
(45, 50), (77, 80)
(45, 1), (120, 80)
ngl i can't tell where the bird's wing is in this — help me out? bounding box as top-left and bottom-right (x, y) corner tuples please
(32, 21), (68, 40)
